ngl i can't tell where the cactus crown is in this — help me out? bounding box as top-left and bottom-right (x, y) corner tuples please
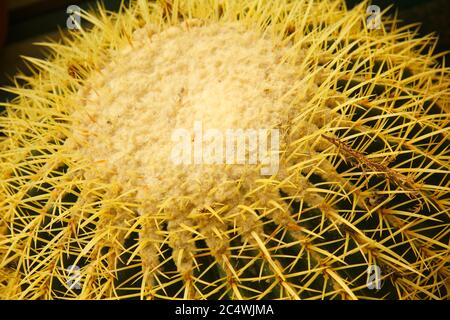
(0, 0), (449, 299)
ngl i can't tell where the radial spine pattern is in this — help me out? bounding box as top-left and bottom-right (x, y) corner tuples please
(0, 0), (449, 300)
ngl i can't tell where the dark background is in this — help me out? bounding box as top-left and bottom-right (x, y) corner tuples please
(0, 0), (449, 98)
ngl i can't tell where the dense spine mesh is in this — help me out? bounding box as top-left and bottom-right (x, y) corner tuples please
(0, 0), (449, 299)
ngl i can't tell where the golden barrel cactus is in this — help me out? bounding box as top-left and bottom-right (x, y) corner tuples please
(0, 0), (449, 300)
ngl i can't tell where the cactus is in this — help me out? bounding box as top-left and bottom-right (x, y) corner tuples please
(0, 0), (449, 300)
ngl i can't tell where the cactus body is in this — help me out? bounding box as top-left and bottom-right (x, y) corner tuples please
(0, 0), (449, 299)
